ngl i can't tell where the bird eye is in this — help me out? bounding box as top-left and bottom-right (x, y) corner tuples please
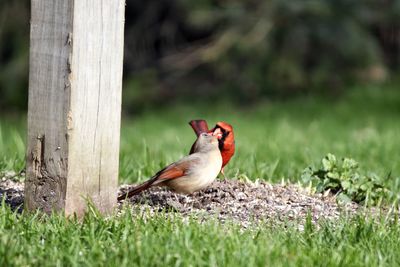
(200, 133), (208, 137)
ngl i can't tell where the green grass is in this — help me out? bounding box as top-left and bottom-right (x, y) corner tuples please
(2, 85), (399, 184)
(0, 118), (25, 173)
(119, 84), (400, 184)
(1, 84), (400, 266)
(1, 204), (400, 267)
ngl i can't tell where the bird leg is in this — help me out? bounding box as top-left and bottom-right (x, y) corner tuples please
(220, 168), (227, 179)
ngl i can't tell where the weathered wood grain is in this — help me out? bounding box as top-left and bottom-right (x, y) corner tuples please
(25, 0), (125, 216)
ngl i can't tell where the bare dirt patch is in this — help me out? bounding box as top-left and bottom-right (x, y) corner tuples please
(1, 175), (365, 227)
(118, 179), (361, 228)
(0, 176), (24, 212)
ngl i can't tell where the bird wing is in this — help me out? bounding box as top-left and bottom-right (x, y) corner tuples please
(152, 155), (201, 183)
(117, 155), (201, 200)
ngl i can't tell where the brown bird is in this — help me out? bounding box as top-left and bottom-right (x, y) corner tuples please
(118, 133), (222, 200)
(189, 120), (235, 176)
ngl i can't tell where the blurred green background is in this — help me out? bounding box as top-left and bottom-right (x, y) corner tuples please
(1, 0), (400, 183)
(2, 3), (400, 264)
(1, 0), (400, 113)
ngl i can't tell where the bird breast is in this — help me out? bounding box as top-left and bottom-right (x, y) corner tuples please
(165, 151), (222, 194)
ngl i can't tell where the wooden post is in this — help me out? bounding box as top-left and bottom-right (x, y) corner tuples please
(25, 0), (125, 216)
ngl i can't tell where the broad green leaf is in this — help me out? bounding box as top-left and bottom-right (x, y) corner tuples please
(327, 172), (340, 179)
(341, 180), (351, 190)
(343, 158), (359, 170)
(337, 193), (352, 203)
(322, 154), (336, 171)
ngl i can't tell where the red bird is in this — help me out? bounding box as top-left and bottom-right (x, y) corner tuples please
(189, 120), (235, 176)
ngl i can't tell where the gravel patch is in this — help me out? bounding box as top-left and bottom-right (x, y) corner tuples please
(1, 174), (376, 228)
(118, 179), (362, 228)
(1, 173), (25, 213)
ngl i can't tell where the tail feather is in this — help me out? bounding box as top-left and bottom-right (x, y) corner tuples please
(189, 120), (209, 136)
(117, 178), (158, 201)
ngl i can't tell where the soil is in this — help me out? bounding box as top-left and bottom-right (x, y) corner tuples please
(118, 179), (361, 228)
(2, 171), (366, 228)
(1, 174), (25, 213)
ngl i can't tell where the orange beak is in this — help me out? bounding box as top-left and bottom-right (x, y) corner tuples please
(211, 128), (223, 139)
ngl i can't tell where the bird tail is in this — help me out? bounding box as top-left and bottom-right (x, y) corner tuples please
(189, 120), (209, 136)
(117, 178), (158, 201)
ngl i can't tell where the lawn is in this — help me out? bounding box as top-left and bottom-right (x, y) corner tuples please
(118, 85), (400, 184)
(1, 84), (400, 266)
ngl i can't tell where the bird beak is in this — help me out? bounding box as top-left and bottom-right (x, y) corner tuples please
(212, 128), (223, 139)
